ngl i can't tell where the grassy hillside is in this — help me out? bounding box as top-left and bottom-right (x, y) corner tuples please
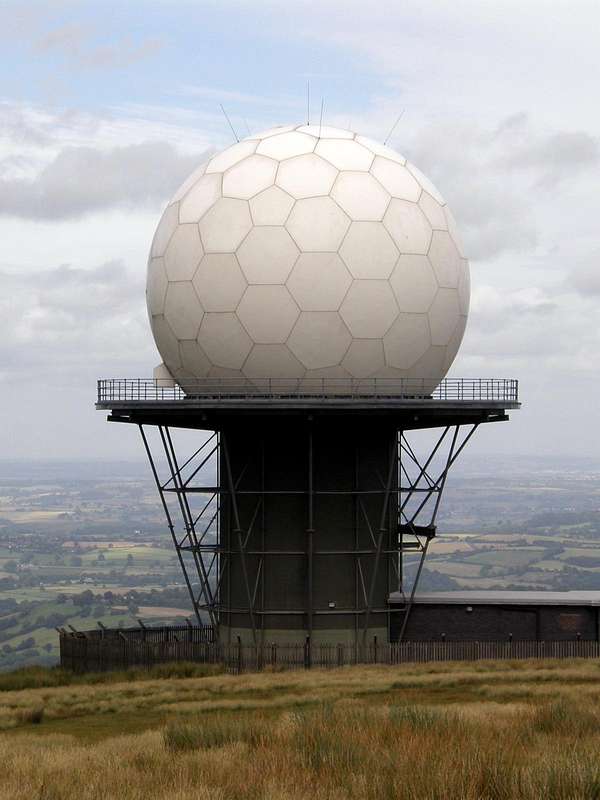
(2, 660), (600, 798)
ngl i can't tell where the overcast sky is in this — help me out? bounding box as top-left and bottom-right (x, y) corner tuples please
(2, 0), (600, 461)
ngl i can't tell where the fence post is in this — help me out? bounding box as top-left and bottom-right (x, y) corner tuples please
(271, 642), (277, 668)
(237, 635), (243, 675)
(373, 635), (378, 664)
(304, 635), (311, 669)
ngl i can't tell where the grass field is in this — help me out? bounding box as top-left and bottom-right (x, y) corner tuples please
(3, 659), (600, 798)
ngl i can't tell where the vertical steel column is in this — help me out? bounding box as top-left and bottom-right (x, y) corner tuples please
(306, 422), (314, 642)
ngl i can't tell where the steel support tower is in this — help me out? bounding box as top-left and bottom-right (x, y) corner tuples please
(97, 377), (519, 646)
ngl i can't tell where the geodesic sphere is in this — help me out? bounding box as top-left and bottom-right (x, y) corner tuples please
(146, 124), (469, 389)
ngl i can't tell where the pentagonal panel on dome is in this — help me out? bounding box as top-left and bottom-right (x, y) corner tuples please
(199, 198), (252, 252)
(180, 339), (211, 377)
(429, 288), (461, 346)
(151, 315), (182, 369)
(276, 153), (337, 199)
(237, 285), (299, 343)
(151, 203), (179, 257)
(205, 140), (257, 174)
(179, 174), (222, 223)
(147, 256), (168, 316)
(192, 254), (247, 312)
(237, 226), (299, 284)
(164, 282), (204, 340)
(428, 230), (461, 288)
(458, 262), (470, 315)
(198, 313), (252, 369)
(341, 339), (385, 379)
(288, 312), (352, 369)
(164, 224), (204, 281)
(256, 131), (316, 160)
(419, 192), (447, 230)
(370, 157), (421, 202)
(222, 154), (277, 200)
(242, 344), (305, 378)
(249, 185), (295, 226)
(339, 222), (398, 279)
(383, 200), (432, 255)
(287, 253), (352, 311)
(383, 313), (430, 369)
(340, 281), (398, 338)
(406, 162), (445, 204)
(444, 206), (466, 257)
(315, 139), (373, 171)
(286, 197), (350, 252)
(171, 161), (208, 203)
(296, 125), (354, 139)
(331, 173), (390, 221)
(390, 254), (438, 313)
(355, 136), (407, 165)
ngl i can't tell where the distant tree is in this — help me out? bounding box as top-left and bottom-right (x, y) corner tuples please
(4, 560), (17, 573)
(70, 556), (82, 567)
(16, 637), (35, 651)
(43, 643), (53, 653)
(97, 553), (106, 562)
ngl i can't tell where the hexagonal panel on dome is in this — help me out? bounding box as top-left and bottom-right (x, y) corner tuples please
(199, 198), (252, 252)
(444, 315), (467, 372)
(287, 253), (352, 311)
(288, 312), (352, 369)
(164, 224), (204, 281)
(331, 172), (390, 221)
(205, 140), (257, 174)
(222, 154), (277, 200)
(286, 197), (350, 251)
(341, 339), (385, 379)
(370, 157), (421, 202)
(192, 254), (247, 312)
(355, 136), (406, 164)
(444, 206), (466, 257)
(147, 256), (168, 316)
(409, 346), (447, 383)
(383, 313), (431, 369)
(458, 263), (470, 315)
(383, 200), (432, 255)
(237, 226), (299, 284)
(406, 162), (445, 204)
(339, 222), (398, 279)
(164, 282), (204, 340)
(296, 125), (354, 139)
(340, 281), (398, 338)
(151, 315), (182, 369)
(428, 288), (461, 346)
(171, 161), (208, 203)
(419, 192), (447, 230)
(256, 131), (316, 160)
(390, 254), (438, 313)
(276, 153), (337, 199)
(428, 230), (461, 288)
(249, 185), (295, 226)
(151, 203), (179, 257)
(242, 344), (305, 379)
(179, 174), (222, 223)
(180, 339), (211, 377)
(198, 312), (252, 369)
(237, 285), (299, 343)
(315, 139), (373, 171)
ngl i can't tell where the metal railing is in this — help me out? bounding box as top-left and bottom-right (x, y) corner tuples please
(97, 377), (519, 404)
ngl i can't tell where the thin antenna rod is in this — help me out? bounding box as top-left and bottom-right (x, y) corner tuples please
(318, 97), (324, 139)
(384, 109), (405, 145)
(220, 104), (239, 143)
(307, 81), (310, 125)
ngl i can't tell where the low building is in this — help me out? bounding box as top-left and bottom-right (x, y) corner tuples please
(389, 591), (600, 642)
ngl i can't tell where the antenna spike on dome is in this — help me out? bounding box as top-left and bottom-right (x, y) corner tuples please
(384, 109), (405, 145)
(220, 104), (239, 143)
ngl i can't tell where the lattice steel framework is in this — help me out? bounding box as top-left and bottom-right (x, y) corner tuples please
(138, 420), (479, 644)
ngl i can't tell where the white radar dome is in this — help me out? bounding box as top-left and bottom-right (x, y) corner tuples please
(147, 124), (469, 389)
